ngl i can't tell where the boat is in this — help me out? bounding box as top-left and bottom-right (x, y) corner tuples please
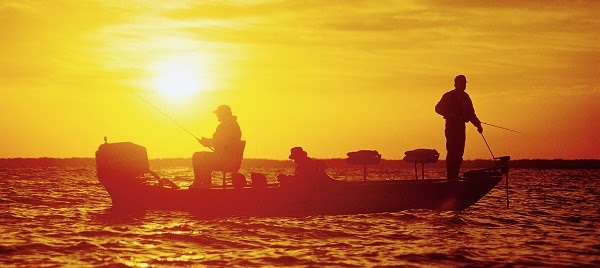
(95, 141), (509, 216)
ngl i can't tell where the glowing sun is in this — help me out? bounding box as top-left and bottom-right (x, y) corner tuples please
(151, 57), (207, 99)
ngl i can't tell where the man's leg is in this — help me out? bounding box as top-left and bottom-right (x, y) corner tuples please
(445, 122), (466, 179)
(192, 152), (215, 188)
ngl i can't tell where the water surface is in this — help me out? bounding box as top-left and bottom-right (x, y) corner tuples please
(1, 167), (598, 267)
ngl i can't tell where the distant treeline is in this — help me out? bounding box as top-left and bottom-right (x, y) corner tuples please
(320, 159), (600, 169)
(1, 157), (599, 169)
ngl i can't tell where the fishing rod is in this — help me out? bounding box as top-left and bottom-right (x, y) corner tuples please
(130, 90), (202, 142)
(480, 133), (496, 159)
(481, 122), (522, 134)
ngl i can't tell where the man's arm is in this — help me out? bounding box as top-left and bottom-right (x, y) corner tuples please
(198, 137), (214, 147)
(465, 95), (483, 133)
(198, 123), (224, 148)
(436, 93), (460, 119)
(211, 121), (242, 151)
(435, 94), (448, 116)
(197, 124), (219, 148)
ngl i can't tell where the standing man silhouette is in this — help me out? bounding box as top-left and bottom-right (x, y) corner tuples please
(435, 75), (483, 179)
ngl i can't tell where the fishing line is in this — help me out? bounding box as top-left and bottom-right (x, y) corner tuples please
(481, 122), (522, 134)
(130, 89), (201, 141)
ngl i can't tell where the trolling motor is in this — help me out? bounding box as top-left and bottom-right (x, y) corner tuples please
(494, 156), (510, 175)
(495, 156), (511, 208)
(461, 155), (510, 207)
(463, 131), (512, 208)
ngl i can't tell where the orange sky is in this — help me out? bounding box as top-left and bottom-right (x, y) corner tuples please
(1, 1), (599, 159)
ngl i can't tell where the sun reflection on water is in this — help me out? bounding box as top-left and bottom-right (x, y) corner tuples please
(1, 167), (599, 266)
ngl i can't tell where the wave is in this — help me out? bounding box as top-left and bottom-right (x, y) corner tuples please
(1, 167), (599, 267)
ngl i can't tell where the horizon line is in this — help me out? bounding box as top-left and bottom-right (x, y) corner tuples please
(1, 157), (599, 161)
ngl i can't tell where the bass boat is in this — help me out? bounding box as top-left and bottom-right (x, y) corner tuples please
(95, 141), (509, 216)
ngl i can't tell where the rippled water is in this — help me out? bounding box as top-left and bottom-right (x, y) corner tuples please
(1, 166), (599, 267)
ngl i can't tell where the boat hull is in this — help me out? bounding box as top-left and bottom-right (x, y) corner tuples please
(100, 176), (502, 216)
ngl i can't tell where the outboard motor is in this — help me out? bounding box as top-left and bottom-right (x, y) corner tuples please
(95, 138), (178, 208)
(95, 137), (150, 183)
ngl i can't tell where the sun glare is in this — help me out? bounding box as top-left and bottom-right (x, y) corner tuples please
(151, 57), (207, 99)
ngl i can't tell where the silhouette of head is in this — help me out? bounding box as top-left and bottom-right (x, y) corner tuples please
(289, 147), (308, 162)
(454, 75), (467, 91)
(213, 105), (233, 121)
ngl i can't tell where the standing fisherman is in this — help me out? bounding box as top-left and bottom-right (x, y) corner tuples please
(435, 75), (483, 179)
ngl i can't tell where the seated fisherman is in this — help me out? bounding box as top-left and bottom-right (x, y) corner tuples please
(277, 147), (333, 186)
(191, 105), (242, 189)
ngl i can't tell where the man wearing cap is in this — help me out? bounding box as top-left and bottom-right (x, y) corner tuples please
(191, 105), (242, 188)
(435, 75), (483, 179)
(277, 147), (333, 186)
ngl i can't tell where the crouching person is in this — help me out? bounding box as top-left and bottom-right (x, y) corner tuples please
(277, 147), (334, 187)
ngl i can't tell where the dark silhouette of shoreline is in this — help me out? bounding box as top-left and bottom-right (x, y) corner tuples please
(1, 157), (599, 169)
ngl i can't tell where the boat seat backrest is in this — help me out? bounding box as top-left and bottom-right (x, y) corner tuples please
(217, 140), (246, 172)
(403, 148), (439, 164)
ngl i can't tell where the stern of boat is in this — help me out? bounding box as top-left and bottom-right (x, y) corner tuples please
(95, 139), (156, 207)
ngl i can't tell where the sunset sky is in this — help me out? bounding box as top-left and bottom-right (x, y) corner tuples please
(1, 0), (599, 159)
